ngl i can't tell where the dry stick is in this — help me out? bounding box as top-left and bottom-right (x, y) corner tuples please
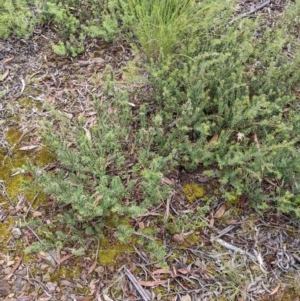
(124, 267), (151, 301)
(164, 190), (175, 221)
(210, 224), (237, 241)
(228, 0), (271, 25)
(214, 237), (268, 274)
(213, 238), (259, 265)
(24, 191), (41, 220)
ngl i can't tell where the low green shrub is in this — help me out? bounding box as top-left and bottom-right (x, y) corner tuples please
(142, 1), (300, 216)
(22, 0), (300, 258)
(41, 0), (120, 56)
(29, 84), (172, 259)
(0, 0), (120, 55)
(0, 0), (41, 38)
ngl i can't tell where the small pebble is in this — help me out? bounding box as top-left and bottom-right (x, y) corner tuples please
(172, 234), (185, 245)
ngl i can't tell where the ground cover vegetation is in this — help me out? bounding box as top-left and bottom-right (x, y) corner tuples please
(2, 0), (300, 277)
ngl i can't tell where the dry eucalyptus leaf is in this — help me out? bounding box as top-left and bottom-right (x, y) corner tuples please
(269, 284), (280, 296)
(161, 177), (174, 185)
(1, 69), (9, 81)
(2, 56), (14, 64)
(6, 260), (15, 267)
(209, 133), (219, 143)
(33, 211), (42, 217)
(181, 294), (192, 301)
(213, 204), (226, 219)
(103, 294), (114, 301)
(87, 261), (97, 276)
(60, 279), (77, 287)
(139, 221), (145, 229)
(19, 145), (39, 151)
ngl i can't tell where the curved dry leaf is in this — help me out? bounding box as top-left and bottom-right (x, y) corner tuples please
(103, 295), (114, 301)
(33, 211), (42, 217)
(177, 268), (190, 275)
(76, 297), (93, 301)
(1, 69), (9, 81)
(213, 204), (226, 219)
(87, 260), (97, 276)
(161, 177), (174, 185)
(209, 133), (219, 144)
(253, 132), (260, 149)
(137, 280), (167, 287)
(152, 269), (172, 276)
(181, 294), (192, 301)
(269, 284), (280, 296)
(58, 254), (73, 265)
(19, 145), (39, 151)
(2, 56), (14, 64)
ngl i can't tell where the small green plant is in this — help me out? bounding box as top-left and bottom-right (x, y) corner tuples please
(30, 85), (171, 257)
(0, 0), (121, 56)
(119, 0), (201, 61)
(0, 0), (41, 38)
(42, 0), (120, 56)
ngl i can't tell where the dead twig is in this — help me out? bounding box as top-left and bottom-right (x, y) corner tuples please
(211, 225), (237, 241)
(212, 238), (268, 273)
(124, 267), (151, 301)
(228, 0), (272, 25)
(164, 190), (175, 221)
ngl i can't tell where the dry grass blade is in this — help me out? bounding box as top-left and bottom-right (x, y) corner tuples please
(1, 69), (10, 81)
(228, 0), (271, 25)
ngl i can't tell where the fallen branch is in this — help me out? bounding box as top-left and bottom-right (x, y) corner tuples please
(212, 238), (267, 273)
(228, 0), (271, 25)
(124, 267), (150, 301)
